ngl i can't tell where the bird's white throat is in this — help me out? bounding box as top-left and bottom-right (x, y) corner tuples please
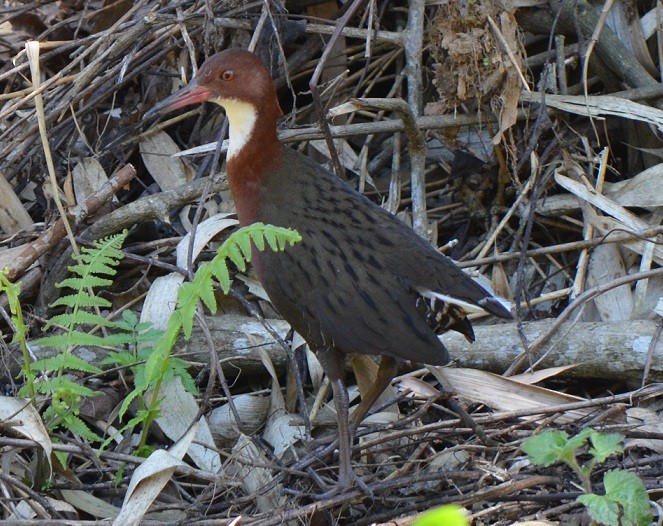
(212, 98), (257, 159)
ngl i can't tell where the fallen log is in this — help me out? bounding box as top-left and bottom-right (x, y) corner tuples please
(4, 317), (661, 385)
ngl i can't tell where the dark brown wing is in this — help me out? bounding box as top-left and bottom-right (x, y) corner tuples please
(253, 148), (509, 365)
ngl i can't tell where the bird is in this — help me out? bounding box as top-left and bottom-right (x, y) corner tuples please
(145, 48), (512, 494)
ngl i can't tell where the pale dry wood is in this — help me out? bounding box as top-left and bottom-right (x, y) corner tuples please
(555, 172), (663, 264)
(443, 318), (663, 384)
(526, 91), (663, 129)
(536, 162), (663, 217)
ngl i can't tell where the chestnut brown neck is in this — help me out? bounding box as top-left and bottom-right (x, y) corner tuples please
(222, 100), (283, 225)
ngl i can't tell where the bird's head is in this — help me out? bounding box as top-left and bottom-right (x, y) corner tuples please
(144, 49), (282, 119)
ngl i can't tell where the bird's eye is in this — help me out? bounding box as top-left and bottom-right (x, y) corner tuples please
(221, 70), (235, 81)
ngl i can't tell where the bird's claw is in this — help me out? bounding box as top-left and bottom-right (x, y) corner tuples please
(315, 468), (374, 500)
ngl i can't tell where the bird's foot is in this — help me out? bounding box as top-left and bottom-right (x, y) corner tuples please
(315, 467), (374, 500)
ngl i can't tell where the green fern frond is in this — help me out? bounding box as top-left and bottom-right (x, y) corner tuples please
(118, 387), (141, 420)
(48, 293), (112, 311)
(47, 311), (116, 329)
(39, 330), (142, 351)
(211, 222), (301, 294)
(58, 414), (103, 442)
(55, 241), (125, 306)
(226, 242), (247, 271)
(101, 350), (136, 368)
(211, 259), (230, 292)
(35, 376), (101, 398)
(175, 282), (199, 338)
(169, 358), (198, 394)
(176, 223), (300, 339)
(115, 223), (300, 449)
(54, 229), (127, 297)
(70, 234), (125, 271)
(57, 276), (113, 290)
(38, 230), (128, 345)
(37, 331), (111, 351)
(32, 354), (103, 375)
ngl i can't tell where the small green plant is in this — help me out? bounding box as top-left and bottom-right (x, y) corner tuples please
(5, 223), (299, 458)
(19, 231), (145, 443)
(522, 428), (652, 526)
(0, 269), (35, 399)
(113, 222), (301, 451)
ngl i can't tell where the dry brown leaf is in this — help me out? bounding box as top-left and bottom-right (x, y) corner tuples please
(174, 212), (238, 268)
(232, 434), (285, 513)
(0, 396), (52, 474)
(351, 354), (399, 413)
(0, 171), (33, 234)
(398, 376), (441, 398)
(72, 158), (111, 204)
(112, 423), (197, 526)
(625, 406), (663, 453)
(430, 367), (593, 423)
(491, 13), (522, 145)
(60, 490), (120, 519)
(586, 244), (633, 321)
(510, 365), (577, 385)
(151, 377), (221, 473)
(139, 131), (192, 190)
(208, 393), (271, 447)
(609, 163), (663, 208)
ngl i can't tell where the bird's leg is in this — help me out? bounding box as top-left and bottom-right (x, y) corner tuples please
(315, 348), (352, 486)
(349, 355), (398, 435)
(328, 375), (353, 488)
(315, 347), (372, 496)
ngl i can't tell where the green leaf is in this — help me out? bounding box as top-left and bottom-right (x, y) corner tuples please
(588, 431), (624, 462)
(49, 293), (112, 310)
(251, 229), (265, 251)
(47, 311), (115, 328)
(31, 354), (103, 375)
(169, 358), (199, 395)
(226, 242), (246, 271)
(98, 332), (142, 346)
(177, 282), (198, 338)
(114, 464), (125, 487)
(522, 430), (569, 467)
(236, 230), (252, 260)
(62, 413), (104, 442)
(263, 228), (278, 251)
(122, 309), (139, 325)
(35, 331), (117, 350)
(57, 275), (112, 290)
(197, 275), (217, 313)
(35, 377), (100, 398)
(578, 493), (620, 526)
(54, 450), (69, 468)
(603, 470), (652, 526)
(101, 350), (138, 368)
(412, 505), (469, 526)
(211, 259), (231, 294)
(565, 427), (593, 451)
